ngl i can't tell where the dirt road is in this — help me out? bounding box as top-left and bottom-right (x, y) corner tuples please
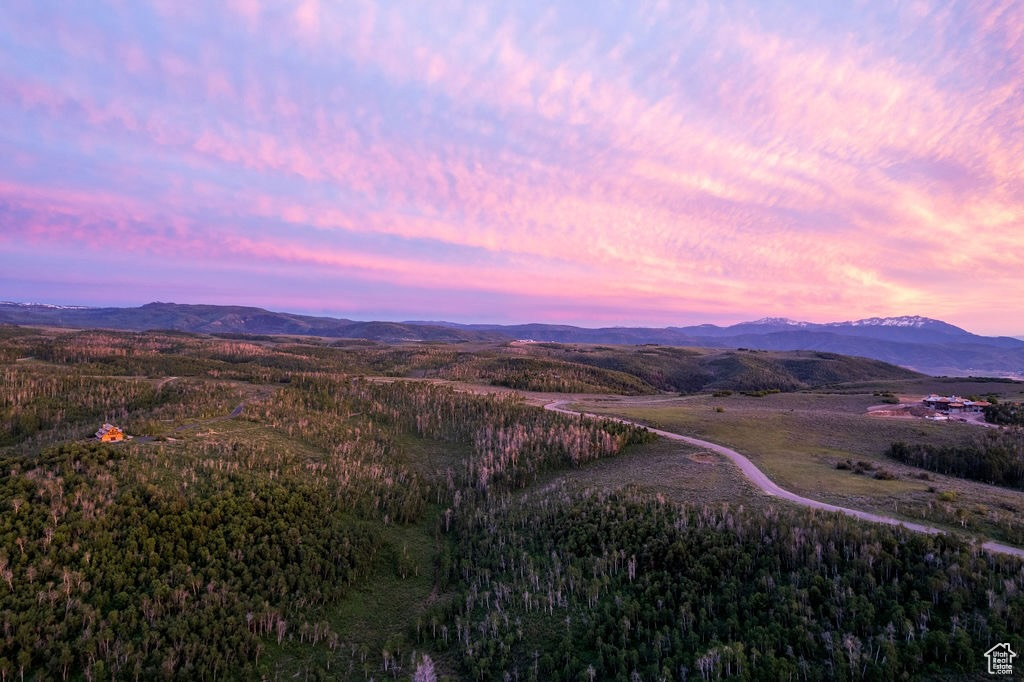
(546, 400), (1024, 559)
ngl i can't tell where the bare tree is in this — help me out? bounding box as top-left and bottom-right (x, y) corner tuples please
(413, 654), (437, 682)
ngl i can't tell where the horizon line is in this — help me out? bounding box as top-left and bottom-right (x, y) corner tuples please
(5, 298), (1021, 339)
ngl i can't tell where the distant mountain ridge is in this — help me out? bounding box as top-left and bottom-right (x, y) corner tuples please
(0, 301), (504, 344)
(2, 301), (1022, 378)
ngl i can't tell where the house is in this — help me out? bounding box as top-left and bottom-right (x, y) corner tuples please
(95, 423), (125, 442)
(922, 394), (953, 410)
(922, 395), (992, 416)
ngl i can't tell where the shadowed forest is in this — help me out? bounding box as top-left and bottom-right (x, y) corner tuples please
(1, 326), (1023, 680)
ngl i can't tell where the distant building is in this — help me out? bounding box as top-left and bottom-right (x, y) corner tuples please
(95, 423), (125, 442)
(922, 395), (990, 413)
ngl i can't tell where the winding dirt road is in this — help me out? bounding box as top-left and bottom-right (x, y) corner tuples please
(546, 400), (1024, 559)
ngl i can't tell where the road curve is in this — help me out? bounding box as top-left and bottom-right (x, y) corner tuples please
(546, 400), (1024, 559)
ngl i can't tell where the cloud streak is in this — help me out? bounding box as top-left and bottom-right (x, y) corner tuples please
(0, 0), (1022, 333)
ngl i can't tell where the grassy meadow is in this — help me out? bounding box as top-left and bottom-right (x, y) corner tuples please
(571, 378), (1024, 544)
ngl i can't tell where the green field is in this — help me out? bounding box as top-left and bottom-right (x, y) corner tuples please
(534, 435), (762, 508)
(570, 383), (1024, 544)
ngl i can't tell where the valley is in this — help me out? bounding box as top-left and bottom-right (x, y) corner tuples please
(4, 302), (1024, 378)
(7, 2), (1023, 679)
(2, 325), (1024, 679)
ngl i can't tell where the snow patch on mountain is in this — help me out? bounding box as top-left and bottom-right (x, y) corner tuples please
(750, 317), (811, 327)
(832, 316), (943, 328)
(1, 301), (94, 310)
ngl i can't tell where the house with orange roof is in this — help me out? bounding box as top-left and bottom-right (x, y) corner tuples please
(95, 423), (125, 442)
(922, 395), (991, 413)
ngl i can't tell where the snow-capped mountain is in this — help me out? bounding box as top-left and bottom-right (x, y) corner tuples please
(750, 317), (811, 327)
(815, 316), (976, 343)
(0, 301), (93, 310)
(840, 316), (938, 328)
(2, 302), (1023, 377)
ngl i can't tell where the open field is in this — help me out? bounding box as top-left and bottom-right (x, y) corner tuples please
(570, 384), (1024, 544)
(320, 508), (456, 680)
(532, 435), (765, 509)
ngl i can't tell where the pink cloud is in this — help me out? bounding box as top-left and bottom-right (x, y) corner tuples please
(293, 0), (321, 41)
(118, 42), (151, 75)
(227, 0), (262, 27)
(2, 2), (1023, 331)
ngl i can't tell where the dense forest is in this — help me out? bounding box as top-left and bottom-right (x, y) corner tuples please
(1, 326), (1022, 679)
(433, 488), (1024, 680)
(0, 329), (652, 679)
(886, 428), (1024, 489)
(0, 439), (380, 679)
(437, 345), (919, 394)
(984, 402), (1024, 426)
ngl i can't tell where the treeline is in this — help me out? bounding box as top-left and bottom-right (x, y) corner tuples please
(886, 428), (1024, 488)
(545, 346), (916, 393)
(985, 402), (1024, 426)
(0, 366), (164, 447)
(250, 376), (653, 493)
(1, 326), (921, 397)
(433, 488), (1024, 680)
(0, 367), (251, 451)
(356, 379), (653, 491)
(7, 330), (342, 381)
(438, 356), (656, 394)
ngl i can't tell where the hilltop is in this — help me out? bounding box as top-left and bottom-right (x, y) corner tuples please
(2, 301), (1023, 377)
(3, 325), (1024, 680)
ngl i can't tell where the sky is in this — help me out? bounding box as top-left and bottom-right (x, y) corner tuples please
(0, 1), (1022, 334)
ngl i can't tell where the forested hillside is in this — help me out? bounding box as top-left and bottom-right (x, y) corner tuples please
(0, 324), (919, 397)
(435, 489), (1024, 680)
(0, 328), (651, 679)
(3, 302), (1021, 377)
(0, 326), (1019, 679)
(430, 343), (920, 394)
(534, 345), (920, 393)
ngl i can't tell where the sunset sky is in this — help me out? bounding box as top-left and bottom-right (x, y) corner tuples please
(1, 1), (1022, 334)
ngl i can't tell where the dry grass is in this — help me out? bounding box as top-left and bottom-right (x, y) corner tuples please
(567, 388), (1024, 543)
(530, 436), (770, 511)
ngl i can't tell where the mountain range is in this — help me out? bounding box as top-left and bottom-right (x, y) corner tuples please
(2, 301), (1022, 378)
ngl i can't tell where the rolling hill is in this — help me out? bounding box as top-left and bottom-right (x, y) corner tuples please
(0, 301), (502, 343)
(2, 302), (1022, 377)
